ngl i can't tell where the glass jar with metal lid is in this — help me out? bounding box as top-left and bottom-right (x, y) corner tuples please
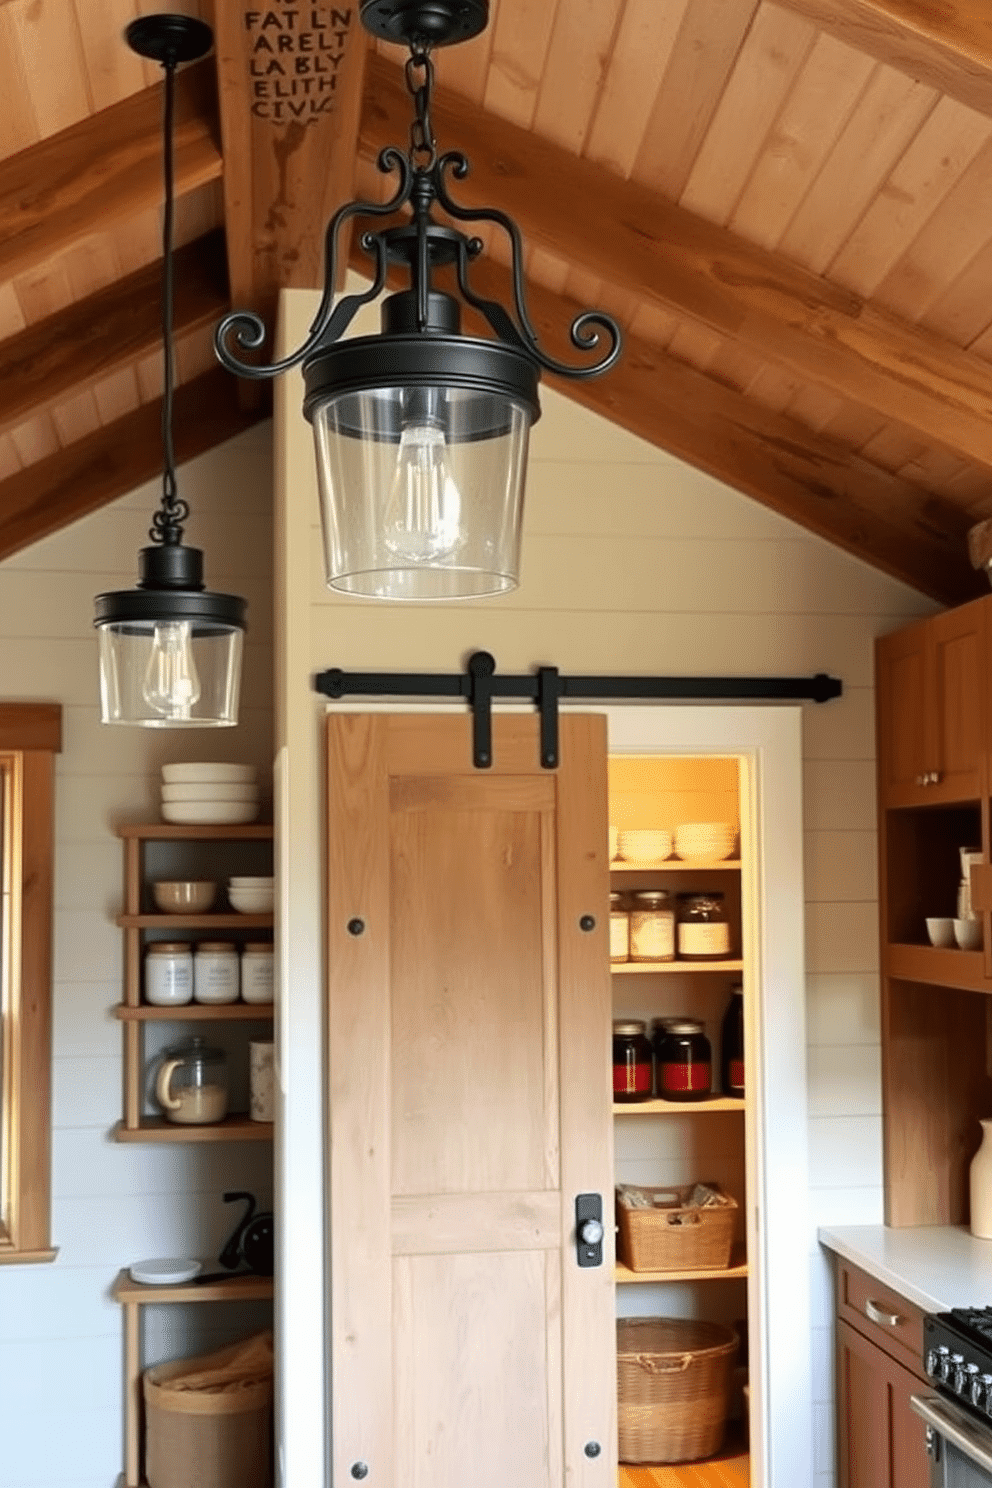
(612, 1019), (653, 1102)
(628, 889), (676, 963)
(653, 1018), (712, 1101)
(609, 892), (630, 964)
(676, 892), (730, 960)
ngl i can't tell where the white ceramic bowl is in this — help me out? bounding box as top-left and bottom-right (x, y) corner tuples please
(229, 887), (275, 914)
(161, 800), (259, 825)
(161, 782), (259, 803)
(954, 917), (983, 951)
(161, 763), (257, 785)
(674, 821), (737, 862)
(152, 880), (217, 914)
(926, 916), (955, 947)
(616, 828), (672, 864)
(229, 877), (274, 887)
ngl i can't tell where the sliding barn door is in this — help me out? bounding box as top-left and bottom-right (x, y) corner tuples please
(327, 713), (615, 1488)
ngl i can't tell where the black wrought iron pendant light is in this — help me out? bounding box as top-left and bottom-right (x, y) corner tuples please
(94, 15), (246, 726)
(215, 0), (621, 602)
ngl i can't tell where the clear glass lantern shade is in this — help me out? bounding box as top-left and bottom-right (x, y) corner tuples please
(97, 619), (243, 727)
(311, 385), (532, 600)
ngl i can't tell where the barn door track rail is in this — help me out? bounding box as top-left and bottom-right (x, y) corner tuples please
(314, 651), (843, 768)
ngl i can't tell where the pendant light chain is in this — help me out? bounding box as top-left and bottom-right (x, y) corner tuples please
(405, 44), (437, 170)
(150, 53), (187, 546)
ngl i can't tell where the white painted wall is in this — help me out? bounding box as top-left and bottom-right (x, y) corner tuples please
(0, 424), (275, 1488)
(275, 286), (936, 1488)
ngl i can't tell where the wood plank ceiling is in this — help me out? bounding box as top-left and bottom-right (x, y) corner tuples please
(2, 0), (992, 604)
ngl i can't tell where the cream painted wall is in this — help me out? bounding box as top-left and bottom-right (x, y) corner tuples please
(275, 286), (936, 1488)
(0, 425), (274, 1488)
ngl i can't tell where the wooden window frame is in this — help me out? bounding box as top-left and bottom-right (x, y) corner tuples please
(0, 703), (60, 1263)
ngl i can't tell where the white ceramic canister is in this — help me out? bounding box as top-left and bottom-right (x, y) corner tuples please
(971, 1118), (992, 1239)
(193, 941), (239, 1004)
(144, 942), (194, 1006)
(241, 942), (275, 1004)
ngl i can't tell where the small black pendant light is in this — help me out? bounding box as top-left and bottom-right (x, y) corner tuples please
(94, 15), (246, 727)
(215, 0), (621, 602)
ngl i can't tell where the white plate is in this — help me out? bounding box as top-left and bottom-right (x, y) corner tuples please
(161, 763), (257, 785)
(129, 1257), (202, 1286)
(161, 800), (260, 825)
(161, 783), (259, 803)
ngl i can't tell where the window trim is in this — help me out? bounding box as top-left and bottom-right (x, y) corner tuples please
(0, 703), (60, 1264)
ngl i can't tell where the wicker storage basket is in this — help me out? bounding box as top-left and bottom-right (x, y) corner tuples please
(144, 1333), (273, 1488)
(617, 1317), (738, 1463)
(616, 1184), (736, 1272)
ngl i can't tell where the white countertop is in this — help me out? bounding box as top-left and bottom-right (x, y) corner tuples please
(819, 1224), (992, 1313)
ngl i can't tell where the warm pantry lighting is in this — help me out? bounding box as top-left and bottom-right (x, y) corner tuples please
(215, 0), (620, 601)
(94, 15), (245, 726)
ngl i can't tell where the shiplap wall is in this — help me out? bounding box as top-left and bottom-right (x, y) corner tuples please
(276, 285), (936, 1488)
(0, 424), (274, 1488)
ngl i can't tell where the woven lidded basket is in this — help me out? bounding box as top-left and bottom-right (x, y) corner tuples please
(616, 1183), (736, 1273)
(616, 1316), (738, 1463)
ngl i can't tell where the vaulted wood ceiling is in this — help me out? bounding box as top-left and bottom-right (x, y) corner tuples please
(3, 0), (992, 604)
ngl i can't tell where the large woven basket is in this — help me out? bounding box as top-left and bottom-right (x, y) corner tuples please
(617, 1317), (738, 1463)
(616, 1184), (736, 1272)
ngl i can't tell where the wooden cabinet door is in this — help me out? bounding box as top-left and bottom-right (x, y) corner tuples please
(326, 714), (616, 1488)
(836, 1318), (928, 1488)
(876, 624), (930, 807)
(929, 601), (986, 803)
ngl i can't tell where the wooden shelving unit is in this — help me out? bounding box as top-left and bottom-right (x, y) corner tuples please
(114, 822), (275, 1141)
(610, 860), (741, 873)
(111, 1268), (275, 1488)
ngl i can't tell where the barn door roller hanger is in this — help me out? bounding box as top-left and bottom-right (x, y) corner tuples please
(315, 651), (842, 769)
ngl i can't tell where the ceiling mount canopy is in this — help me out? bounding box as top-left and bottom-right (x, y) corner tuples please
(215, 0), (621, 602)
(94, 14), (246, 726)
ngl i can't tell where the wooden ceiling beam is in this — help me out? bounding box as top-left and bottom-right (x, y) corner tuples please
(0, 61), (220, 286)
(0, 367), (267, 563)
(358, 53), (992, 476)
(211, 6), (370, 351)
(0, 231), (228, 439)
(351, 238), (978, 605)
(777, 0), (992, 117)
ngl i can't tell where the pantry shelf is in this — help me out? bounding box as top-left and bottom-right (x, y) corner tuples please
(615, 1249), (748, 1284)
(112, 1116), (272, 1143)
(114, 1004), (274, 1022)
(614, 1096), (745, 1115)
(610, 860), (741, 872)
(117, 912), (273, 930)
(613, 959), (743, 975)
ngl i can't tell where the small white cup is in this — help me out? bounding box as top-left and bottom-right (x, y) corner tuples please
(249, 1041), (276, 1122)
(926, 917), (955, 947)
(954, 918), (983, 951)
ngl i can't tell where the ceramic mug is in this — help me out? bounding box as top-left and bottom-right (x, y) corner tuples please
(249, 1040), (275, 1123)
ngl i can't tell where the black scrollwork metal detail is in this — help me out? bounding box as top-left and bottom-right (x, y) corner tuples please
(214, 150), (413, 379)
(435, 152), (621, 380)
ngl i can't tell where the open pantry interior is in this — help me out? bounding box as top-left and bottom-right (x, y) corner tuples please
(609, 752), (751, 1482)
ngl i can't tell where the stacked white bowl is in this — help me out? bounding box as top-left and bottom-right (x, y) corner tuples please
(673, 821), (737, 863)
(161, 763), (259, 824)
(228, 876), (275, 914)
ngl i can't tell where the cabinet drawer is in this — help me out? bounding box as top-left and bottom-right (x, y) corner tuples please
(836, 1260), (925, 1379)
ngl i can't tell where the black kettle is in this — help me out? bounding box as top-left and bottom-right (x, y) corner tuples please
(218, 1190), (274, 1276)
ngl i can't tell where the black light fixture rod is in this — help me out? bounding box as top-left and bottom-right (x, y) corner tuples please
(160, 51), (178, 516)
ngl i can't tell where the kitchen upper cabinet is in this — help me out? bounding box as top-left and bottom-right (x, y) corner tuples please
(876, 597), (987, 808)
(325, 713), (615, 1488)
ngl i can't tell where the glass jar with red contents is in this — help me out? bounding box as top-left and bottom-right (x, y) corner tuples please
(653, 1018), (712, 1102)
(612, 1019), (653, 1102)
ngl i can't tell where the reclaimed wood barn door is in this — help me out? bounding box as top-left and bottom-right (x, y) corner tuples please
(326, 713), (615, 1488)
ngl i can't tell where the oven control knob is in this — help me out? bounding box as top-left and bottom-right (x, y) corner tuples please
(972, 1369), (989, 1408)
(964, 1362), (980, 1397)
(982, 1374), (992, 1414)
(951, 1354), (967, 1393)
(926, 1345), (950, 1379)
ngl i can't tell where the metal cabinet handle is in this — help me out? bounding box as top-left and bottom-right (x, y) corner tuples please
(865, 1297), (903, 1327)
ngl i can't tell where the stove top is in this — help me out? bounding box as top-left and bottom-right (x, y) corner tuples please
(925, 1310), (992, 1424)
